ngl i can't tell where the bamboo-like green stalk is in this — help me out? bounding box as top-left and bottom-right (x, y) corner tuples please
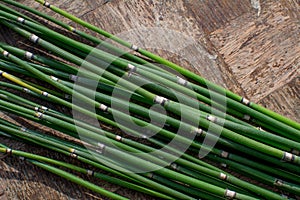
(0, 85), (278, 199)
(1, 45), (298, 156)
(0, 147), (129, 200)
(30, 0), (300, 132)
(2, 11), (299, 141)
(0, 145), (172, 199)
(0, 3), (37, 23)
(215, 153), (300, 185)
(0, 2), (299, 199)
(210, 155), (300, 196)
(0, 122), (231, 199)
(3, 77), (294, 178)
(0, 58), (150, 105)
(1, 122), (213, 199)
(0, 90), (292, 199)
(2, 67), (300, 189)
(0, 0), (171, 74)
(1, 64), (300, 171)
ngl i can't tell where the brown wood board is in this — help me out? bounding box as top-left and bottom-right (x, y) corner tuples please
(0, 0), (299, 199)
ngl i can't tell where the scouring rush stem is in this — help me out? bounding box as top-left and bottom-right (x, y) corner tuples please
(0, 130), (191, 199)
(29, 160), (130, 200)
(0, 86), (276, 199)
(210, 156), (300, 196)
(0, 22), (252, 152)
(0, 42), (115, 85)
(0, 20), (157, 100)
(0, 0), (170, 74)
(0, 93), (222, 174)
(0, 9), (247, 127)
(0, 19), (253, 137)
(213, 152), (300, 185)
(32, 0), (300, 132)
(213, 138), (300, 175)
(0, 149), (129, 200)
(2, 105), (248, 196)
(0, 40), (245, 127)
(2, 135), (195, 199)
(2, 62), (300, 171)
(4, 7), (292, 139)
(3, 65), (295, 176)
(0, 57), (149, 105)
(4, 12), (299, 139)
(0, 146), (171, 199)
(0, 3), (37, 23)
(0, 95), (289, 200)
(0, 91), (227, 181)
(5, 81), (294, 194)
(0, 122), (243, 200)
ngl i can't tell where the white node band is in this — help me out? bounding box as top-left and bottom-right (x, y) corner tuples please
(20, 127), (27, 132)
(17, 17), (25, 24)
(87, 170), (94, 176)
(207, 115), (217, 123)
(243, 114), (251, 121)
(36, 112), (44, 119)
(220, 173), (227, 180)
(36, 106), (48, 112)
(50, 76), (59, 82)
(221, 151), (229, 158)
(275, 179), (283, 186)
(241, 97), (250, 106)
(40, 106), (48, 111)
(225, 189), (236, 198)
(44, 1), (51, 7)
(116, 135), (122, 141)
(127, 64), (137, 77)
(25, 51), (34, 60)
(70, 153), (78, 159)
(29, 34), (39, 43)
(3, 51), (9, 57)
(69, 74), (78, 82)
(176, 76), (188, 86)
(23, 88), (30, 93)
(42, 91), (49, 97)
(192, 128), (203, 136)
(141, 135), (148, 139)
(283, 152), (295, 162)
(221, 163), (227, 168)
(170, 163), (178, 170)
(97, 143), (106, 154)
(99, 104), (108, 112)
(6, 148), (12, 155)
(70, 27), (76, 32)
(131, 44), (139, 51)
(154, 96), (168, 106)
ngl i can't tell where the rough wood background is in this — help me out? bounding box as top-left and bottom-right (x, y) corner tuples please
(0, 0), (299, 199)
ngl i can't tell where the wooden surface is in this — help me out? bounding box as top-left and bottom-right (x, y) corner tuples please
(0, 0), (299, 199)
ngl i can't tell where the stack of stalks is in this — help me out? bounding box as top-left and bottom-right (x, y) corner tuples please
(0, 1), (299, 199)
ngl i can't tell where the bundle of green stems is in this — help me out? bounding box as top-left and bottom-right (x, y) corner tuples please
(0, 1), (299, 199)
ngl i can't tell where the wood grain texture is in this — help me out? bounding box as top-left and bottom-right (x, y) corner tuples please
(0, 0), (299, 199)
(210, 0), (300, 101)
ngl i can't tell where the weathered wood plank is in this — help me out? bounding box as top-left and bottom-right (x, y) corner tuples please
(0, 0), (299, 199)
(210, 0), (300, 101)
(187, 0), (252, 33)
(259, 77), (300, 123)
